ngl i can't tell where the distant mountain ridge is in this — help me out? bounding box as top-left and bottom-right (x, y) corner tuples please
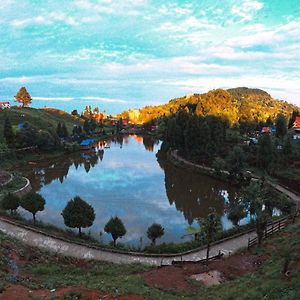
(119, 87), (299, 125)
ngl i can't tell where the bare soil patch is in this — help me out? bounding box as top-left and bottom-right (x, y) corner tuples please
(0, 285), (144, 300)
(142, 251), (265, 291)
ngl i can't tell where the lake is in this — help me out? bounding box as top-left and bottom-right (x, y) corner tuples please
(19, 135), (247, 246)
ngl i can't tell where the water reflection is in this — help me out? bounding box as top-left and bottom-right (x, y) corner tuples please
(19, 135), (241, 244)
(159, 160), (239, 225)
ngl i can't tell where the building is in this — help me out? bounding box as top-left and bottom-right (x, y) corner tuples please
(261, 127), (271, 134)
(80, 139), (95, 150)
(293, 116), (300, 140)
(0, 101), (10, 109)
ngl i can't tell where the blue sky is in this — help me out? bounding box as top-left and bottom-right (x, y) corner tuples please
(0, 0), (300, 114)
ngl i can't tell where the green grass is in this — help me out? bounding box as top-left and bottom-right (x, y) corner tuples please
(0, 176), (27, 197)
(0, 107), (83, 142)
(0, 218), (299, 299)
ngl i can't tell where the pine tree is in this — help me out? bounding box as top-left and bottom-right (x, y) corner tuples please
(56, 122), (62, 138)
(14, 87), (32, 107)
(61, 123), (69, 138)
(4, 117), (15, 147)
(275, 114), (287, 139)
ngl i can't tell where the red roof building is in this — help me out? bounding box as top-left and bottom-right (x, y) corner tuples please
(0, 101), (10, 109)
(261, 127), (271, 134)
(293, 117), (300, 130)
(293, 116), (300, 140)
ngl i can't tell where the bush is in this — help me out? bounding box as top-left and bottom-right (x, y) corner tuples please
(62, 196), (95, 236)
(104, 216), (126, 247)
(1, 193), (19, 215)
(20, 192), (45, 224)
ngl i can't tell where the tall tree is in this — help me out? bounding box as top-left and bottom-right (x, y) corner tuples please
(56, 122), (63, 138)
(20, 193), (45, 224)
(257, 134), (276, 172)
(226, 146), (246, 179)
(275, 114), (287, 139)
(62, 196), (95, 236)
(83, 119), (90, 134)
(14, 87), (32, 107)
(4, 117), (15, 147)
(198, 208), (221, 263)
(61, 123), (69, 138)
(104, 216), (126, 246)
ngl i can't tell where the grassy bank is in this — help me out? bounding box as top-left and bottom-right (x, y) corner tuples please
(0, 217), (299, 299)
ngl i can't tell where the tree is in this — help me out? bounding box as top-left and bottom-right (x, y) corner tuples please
(4, 117), (15, 147)
(61, 123), (69, 138)
(198, 208), (221, 263)
(226, 146), (246, 179)
(20, 193), (45, 224)
(227, 203), (247, 226)
(56, 122), (63, 138)
(1, 193), (19, 215)
(257, 134), (276, 172)
(71, 109), (79, 117)
(104, 216), (126, 246)
(61, 196), (95, 236)
(241, 181), (270, 246)
(275, 114), (287, 139)
(14, 87), (32, 107)
(83, 119), (90, 133)
(147, 223), (164, 245)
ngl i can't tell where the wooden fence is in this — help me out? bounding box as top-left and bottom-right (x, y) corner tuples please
(171, 250), (224, 266)
(248, 211), (299, 249)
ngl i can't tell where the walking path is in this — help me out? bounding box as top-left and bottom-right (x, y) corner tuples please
(0, 217), (257, 266)
(0, 152), (299, 266)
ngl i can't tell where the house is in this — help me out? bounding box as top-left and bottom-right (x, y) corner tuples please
(80, 139), (95, 150)
(261, 127), (271, 134)
(122, 119), (129, 126)
(0, 101), (10, 109)
(293, 116), (300, 140)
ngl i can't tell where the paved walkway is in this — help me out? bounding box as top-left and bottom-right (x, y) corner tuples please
(0, 217), (257, 266)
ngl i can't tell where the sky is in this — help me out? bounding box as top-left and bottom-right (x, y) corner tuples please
(0, 0), (300, 114)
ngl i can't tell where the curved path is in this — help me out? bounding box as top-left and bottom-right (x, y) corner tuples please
(0, 153), (299, 266)
(0, 217), (257, 266)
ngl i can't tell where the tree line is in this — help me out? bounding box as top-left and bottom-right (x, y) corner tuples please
(1, 193), (165, 247)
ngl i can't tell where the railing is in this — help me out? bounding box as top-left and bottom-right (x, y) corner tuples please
(248, 211), (299, 249)
(171, 250), (224, 266)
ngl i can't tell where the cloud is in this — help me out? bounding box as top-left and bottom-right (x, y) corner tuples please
(231, 0), (264, 21)
(31, 96), (128, 104)
(32, 96), (74, 102)
(79, 97), (127, 103)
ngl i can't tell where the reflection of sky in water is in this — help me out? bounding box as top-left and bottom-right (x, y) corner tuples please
(20, 135), (243, 246)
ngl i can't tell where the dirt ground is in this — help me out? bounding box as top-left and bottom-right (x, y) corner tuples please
(0, 239), (144, 300)
(0, 285), (144, 300)
(142, 252), (265, 292)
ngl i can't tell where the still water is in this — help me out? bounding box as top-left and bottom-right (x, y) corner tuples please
(19, 135), (246, 245)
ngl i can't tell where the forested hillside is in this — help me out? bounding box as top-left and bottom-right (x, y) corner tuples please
(0, 107), (82, 143)
(119, 87), (299, 125)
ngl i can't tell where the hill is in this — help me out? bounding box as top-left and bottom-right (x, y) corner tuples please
(119, 87), (299, 125)
(0, 107), (83, 143)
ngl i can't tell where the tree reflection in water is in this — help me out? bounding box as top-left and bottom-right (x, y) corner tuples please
(159, 159), (239, 225)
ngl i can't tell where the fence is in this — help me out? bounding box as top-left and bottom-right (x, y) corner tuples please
(171, 250), (224, 266)
(248, 211), (299, 249)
